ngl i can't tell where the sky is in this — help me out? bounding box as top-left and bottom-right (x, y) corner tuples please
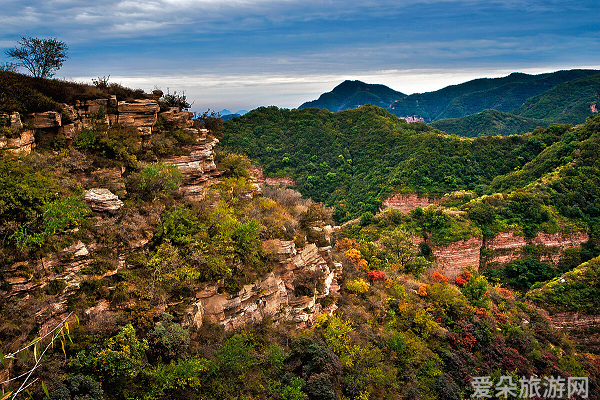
(1, 0), (599, 113)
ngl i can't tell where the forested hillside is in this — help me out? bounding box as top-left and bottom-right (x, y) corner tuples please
(222, 106), (562, 222)
(430, 109), (547, 137)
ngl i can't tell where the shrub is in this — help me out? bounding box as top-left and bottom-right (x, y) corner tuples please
(346, 279), (370, 294)
(148, 313), (190, 362)
(455, 269), (471, 286)
(431, 271), (448, 283)
(48, 374), (104, 400)
(367, 270), (387, 282)
(126, 162), (182, 201)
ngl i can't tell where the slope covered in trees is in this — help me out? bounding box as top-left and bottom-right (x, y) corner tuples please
(299, 80), (406, 112)
(222, 106), (556, 222)
(2, 75), (600, 400)
(513, 73), (600, 124)
(430, 109), (547, 137)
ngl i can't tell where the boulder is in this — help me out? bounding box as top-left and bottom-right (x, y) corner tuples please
(84, 188), (124, 212)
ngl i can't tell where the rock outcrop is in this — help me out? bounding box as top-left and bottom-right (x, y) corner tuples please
(84, 188), (124, 212)
(382, 194), (440, 213)
(431, 237), (483, 279)
(118, 99), (161, 136)
(0, 130), (36, 154)
(427, 230), (589, 279)
(482, 231), (590, 267)
(549, 312), (600, 351)
(185, 242), (341, 330)
(2, 95), (195, 153)
(162, 138), (224, 199)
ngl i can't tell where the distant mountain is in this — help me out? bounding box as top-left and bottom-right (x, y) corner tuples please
(431, 109), (548, 137)
(220, 109), (250, 121)
(512, 73), (600, 124)
(299, 70), (600, 123)
(221, 113), (241, 121)
(299, 80), (406, 112)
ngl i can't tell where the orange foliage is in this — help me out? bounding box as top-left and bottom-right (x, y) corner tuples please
(337, 238), (359, 252)
(431, 271), (449, 283)
(455, 269), (472, 287)
(417, 284), (428, 297)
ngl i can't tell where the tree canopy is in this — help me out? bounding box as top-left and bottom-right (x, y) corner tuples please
(5, 37), (68, 78)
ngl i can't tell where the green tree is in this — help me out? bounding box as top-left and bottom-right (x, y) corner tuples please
(5, 37), (68, 78)
(380, 228), (416, 268)
(147, 313), (190, 362)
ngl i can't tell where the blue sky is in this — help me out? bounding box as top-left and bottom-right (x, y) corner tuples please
(1, 0), (599, 112)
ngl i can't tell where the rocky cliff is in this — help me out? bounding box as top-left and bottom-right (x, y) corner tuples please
(382, 194), (440, 213)
(1, 97), (194, 153)
(427, 231), (589, 279)
(186, 242), (341, 330)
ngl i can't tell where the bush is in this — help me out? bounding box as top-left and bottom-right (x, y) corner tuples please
(48, 374), (104, 400)
(367, 270), (387, 282)
(148, 313), (190, 362)
(126, 162), (182, 201)
(346, 278), (370, 294)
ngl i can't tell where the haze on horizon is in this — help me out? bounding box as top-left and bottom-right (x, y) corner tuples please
(2, 0), (599, 113)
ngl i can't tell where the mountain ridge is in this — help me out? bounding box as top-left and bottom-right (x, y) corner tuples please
(299, 69), (600, 124)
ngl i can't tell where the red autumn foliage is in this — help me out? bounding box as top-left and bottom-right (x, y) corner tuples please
(455, 269), (472, 287)
(367, 270), (387, 282)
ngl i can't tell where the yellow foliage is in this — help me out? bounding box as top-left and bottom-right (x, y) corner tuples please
(346, 278), (370, 294)
(319, 314), (364, 368)
(345, 248), (363, 264)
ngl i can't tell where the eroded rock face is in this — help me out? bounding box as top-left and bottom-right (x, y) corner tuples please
(429, 230), (590, 279)
(84, 188), (124, 212)
(550, 312), (600, 351)
(0, 130), (36, 154)
(482, 231), (590, 267)
(162, 138), (224, 199)
(382, 194), (440, 213)
(32, 111), (61, 129)
(432, 237), (483, 279)
(118, 100), (160, 135)
(185, 243), (341, 331)
(159, 107), (194, 128)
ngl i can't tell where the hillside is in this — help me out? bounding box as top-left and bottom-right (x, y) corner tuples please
(222, 105), (556, 222)
(299, 80), (406, 112)
(431, 109), (548, 137)
(300, 70), (599, 121)
(513, 73), (600, 124)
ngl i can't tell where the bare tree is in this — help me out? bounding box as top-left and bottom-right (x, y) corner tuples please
(5, 37), (68, 78)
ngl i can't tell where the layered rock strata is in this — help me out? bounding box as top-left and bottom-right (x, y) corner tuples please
(84, 188), (124, 212)
(185, 242), (341, 330)
(428, 231), (589, 279)
(382, 194), (440, 213)
(162, 138), (224, 199)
